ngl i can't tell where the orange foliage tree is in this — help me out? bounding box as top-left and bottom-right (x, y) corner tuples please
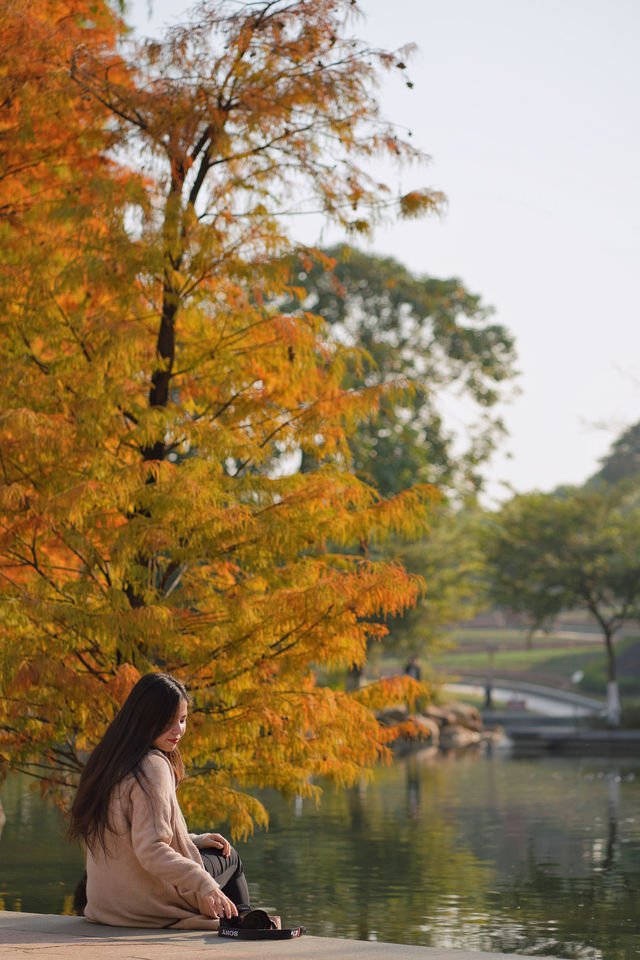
(0, 0), (442, 832)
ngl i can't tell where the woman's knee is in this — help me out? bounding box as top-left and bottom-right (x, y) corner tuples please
(201, 844), (243, 879)
(230, 846), (247, 875)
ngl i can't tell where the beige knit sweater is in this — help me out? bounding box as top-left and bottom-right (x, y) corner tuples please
(85, 749), (220, 929)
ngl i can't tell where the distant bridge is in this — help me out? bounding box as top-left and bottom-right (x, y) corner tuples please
(445, 678), (605, 722)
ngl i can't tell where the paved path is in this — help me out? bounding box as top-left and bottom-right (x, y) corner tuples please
(0, 911), (561, 960)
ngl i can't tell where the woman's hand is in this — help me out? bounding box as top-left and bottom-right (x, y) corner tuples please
(203, 886), (238, 920)
(201, 832), (231, 857)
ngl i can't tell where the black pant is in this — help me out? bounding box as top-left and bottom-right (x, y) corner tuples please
(199, 845), (250, 911)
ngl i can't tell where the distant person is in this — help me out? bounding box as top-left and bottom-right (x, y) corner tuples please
(484, 681), (494, 709)
(69, 673), (252, 930)
(404, 655), (421, 682)
(404, 655), (425, 711)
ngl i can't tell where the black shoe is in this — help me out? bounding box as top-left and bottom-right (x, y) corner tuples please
(221, 909), (275, 931)
(219, 909), (305, 940)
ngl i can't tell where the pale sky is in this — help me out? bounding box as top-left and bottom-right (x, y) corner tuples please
(129, 0), (640, 502)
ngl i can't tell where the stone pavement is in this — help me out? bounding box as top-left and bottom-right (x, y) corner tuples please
(0, 911), (562, 960)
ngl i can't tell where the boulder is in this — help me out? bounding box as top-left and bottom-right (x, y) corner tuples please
(422, 704), (457, 726)
(440, 701), (483, 731)
(412, 714), (440, 745)
(480, 726), (507, 746)
(379, 696), (496, 753)
(378, 705), (409, 726)
(439, 724), (482, 749)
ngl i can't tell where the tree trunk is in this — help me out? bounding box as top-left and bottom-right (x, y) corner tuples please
(603, 628), (621, 726)
(347, 663), (363, 690)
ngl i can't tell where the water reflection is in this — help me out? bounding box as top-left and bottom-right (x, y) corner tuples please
(0, 775), (83, 915)
(229, 751), (640, 959)
(1, 751), (640, 958)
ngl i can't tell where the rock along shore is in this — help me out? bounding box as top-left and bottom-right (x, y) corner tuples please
(379, 699), (506, 754)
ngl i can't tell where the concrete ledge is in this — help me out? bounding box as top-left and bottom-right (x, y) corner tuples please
(0, 910), (561, 960)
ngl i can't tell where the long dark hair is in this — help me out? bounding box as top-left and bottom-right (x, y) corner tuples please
(69, 672), (189, 853)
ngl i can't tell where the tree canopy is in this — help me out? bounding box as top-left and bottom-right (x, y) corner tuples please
(275, 246), (515, 665)
(0, 0), (443, 832)
(380, 504), (485, 661)
(283, 245), (517, 496)
(482, 485), (640, 724)
(590, 421), (640, 487)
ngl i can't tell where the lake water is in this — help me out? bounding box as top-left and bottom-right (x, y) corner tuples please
(1, 748), (640, 959)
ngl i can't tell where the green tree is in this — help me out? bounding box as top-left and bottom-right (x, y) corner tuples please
(278, 246), (514, 673)
(590, 421), (640, 486)
(283, 244), (517, 496)
(482, 485), (640, 724)
(379, 503), (485, 666)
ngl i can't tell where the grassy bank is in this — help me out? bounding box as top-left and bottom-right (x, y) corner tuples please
(373, 626), (640, 703)
(430, 627), (640, 703)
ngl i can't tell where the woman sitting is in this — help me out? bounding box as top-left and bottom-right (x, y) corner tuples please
(69, 672), (248, 929)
